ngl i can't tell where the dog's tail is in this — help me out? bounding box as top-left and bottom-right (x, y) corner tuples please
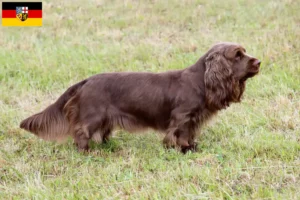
(20, 80), (87, 141)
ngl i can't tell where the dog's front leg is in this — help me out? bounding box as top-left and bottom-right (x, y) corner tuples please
(163, 114), (197, 153)
(176, 125), (198, 153)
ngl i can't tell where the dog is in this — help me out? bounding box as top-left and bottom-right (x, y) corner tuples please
(20, 42), (261, 153)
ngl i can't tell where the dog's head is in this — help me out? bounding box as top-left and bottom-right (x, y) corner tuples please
(204, 42), (261, 110)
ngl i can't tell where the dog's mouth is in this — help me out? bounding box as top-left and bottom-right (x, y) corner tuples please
(241, 59), (261, 80)
(240, 69), (259, 82)
(248, 68), (260, 76)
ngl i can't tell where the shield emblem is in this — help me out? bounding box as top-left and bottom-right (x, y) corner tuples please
(16, 7), (28, 21)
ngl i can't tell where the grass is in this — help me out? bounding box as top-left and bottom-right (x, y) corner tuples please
(0, 0), (299, 199)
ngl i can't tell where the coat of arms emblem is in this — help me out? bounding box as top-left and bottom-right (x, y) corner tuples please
(16, 7), (28, 21)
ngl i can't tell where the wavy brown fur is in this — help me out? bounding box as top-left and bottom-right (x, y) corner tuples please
(20, 42), (260, 153)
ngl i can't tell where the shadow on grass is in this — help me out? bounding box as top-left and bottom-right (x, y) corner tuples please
(89, 139), (122, 153)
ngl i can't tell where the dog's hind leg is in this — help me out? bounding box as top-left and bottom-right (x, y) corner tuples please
(163, 129), (177, 149)
(74, 126), (90, 152)
(102, 128), (112, 143)
(74, 123), (109, 151)
(91, 127), (112, 144)
(83, 113), (113, 147)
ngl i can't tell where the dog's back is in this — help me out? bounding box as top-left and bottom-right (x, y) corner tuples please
(66, 71), (183, 133)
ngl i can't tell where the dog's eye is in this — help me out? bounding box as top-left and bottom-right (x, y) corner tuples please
(235, 51), (243, 61)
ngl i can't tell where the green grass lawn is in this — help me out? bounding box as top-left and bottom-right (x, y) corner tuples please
(1, 0), (299, 199)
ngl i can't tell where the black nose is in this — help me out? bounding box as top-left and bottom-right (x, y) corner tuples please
(253, 59), (261, 67)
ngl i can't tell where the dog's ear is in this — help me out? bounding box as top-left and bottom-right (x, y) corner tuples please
(204, 51), (236, 110)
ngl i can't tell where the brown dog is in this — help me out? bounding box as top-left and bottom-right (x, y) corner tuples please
(20, 42), (260, 153)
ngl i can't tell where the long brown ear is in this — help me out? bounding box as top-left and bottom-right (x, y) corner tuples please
(204, 52), (236, 110)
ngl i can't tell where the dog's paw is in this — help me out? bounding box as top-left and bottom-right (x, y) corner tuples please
(181, 142), (198, 154)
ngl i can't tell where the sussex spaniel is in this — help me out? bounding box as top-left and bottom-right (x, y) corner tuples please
(20, 42), (261, 153)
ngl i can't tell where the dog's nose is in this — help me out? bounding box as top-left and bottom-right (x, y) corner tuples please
(253, 59), (261, 67)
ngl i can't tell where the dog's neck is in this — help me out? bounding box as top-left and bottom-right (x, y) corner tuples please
(184, 55), (207, 93)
